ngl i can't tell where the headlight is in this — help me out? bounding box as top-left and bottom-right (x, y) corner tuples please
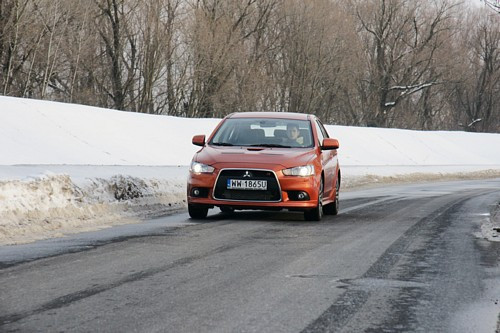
(282, 165), (315, 177)
(190, 161), (215, 174)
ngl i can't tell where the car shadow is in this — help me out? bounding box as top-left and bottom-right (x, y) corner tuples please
(203, 209), (342, 225)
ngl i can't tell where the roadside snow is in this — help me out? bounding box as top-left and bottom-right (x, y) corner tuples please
(1, 96), (500, 245)
(475, 202), (500, 243)
(0, 166), (187, 244)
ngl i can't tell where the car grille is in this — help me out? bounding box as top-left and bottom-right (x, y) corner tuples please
(213, 169), (281, 202)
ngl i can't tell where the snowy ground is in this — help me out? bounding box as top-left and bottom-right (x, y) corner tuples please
(1, 96), (500, 245)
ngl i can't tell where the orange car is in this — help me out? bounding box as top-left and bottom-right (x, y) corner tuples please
(187, 112), (340, 221)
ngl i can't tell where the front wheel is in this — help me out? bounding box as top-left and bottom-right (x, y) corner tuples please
(188, 204), (209, 219)
(304, 179), (323, 221)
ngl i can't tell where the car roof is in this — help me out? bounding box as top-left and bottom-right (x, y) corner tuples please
(227, 112), (312, 121)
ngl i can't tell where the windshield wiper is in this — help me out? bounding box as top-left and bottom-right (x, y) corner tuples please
(249, 143), (292, 148)
(211, 142), (234, 146)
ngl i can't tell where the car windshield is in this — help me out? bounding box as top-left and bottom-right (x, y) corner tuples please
(209, 118), (314, 148)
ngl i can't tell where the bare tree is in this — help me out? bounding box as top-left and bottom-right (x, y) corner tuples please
(0, 0), (497, 132)
(265, 0), (345, 120)
(135, 0), (185, 115)
(451, 9), (500, 132)
(482, 0), (500, 13)
(1, 0), (31, 95)
(184, 0), (276, 117)
(93, 0), (140, 111)
(35, 0), (69, 98)
(353, 0), (457, 127)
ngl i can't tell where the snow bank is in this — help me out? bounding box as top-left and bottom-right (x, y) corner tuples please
(329, 125), (500, 167)
(2, 95), (500, 167)
(1, 95), (499, 244)
(0, 96), (219, 166)
(0, 167), (187, 244)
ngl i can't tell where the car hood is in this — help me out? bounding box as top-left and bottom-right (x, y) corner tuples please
(194, 146), (316, 169)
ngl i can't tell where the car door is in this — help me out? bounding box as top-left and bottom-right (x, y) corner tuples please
(314, 119), (336, 197)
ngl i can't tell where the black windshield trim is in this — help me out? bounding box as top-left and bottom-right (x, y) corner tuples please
(211, 142), (235, 146)
(249, 143), (293, 148)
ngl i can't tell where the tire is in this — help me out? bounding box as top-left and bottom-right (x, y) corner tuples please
(188, 204), (209, 219)
(323, 176), (339, 215)
(304, 179), (323, 221)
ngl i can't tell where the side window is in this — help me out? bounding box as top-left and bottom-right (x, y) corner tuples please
(314, 120), (325, 145)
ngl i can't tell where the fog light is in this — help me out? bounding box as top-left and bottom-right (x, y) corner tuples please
(191, 187), (209, 198)
(288, 191), (310, 201)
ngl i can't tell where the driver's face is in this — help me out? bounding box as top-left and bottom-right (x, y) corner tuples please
(287, 127), (299, 139)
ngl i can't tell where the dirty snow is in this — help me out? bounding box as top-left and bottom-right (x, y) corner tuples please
(476, 203), (500, 243)
(1, 95), (500, 245)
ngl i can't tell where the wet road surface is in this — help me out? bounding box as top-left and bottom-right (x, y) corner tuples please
(1, 179), (499, 332)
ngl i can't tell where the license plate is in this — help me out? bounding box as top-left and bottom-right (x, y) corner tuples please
(227, 179), (267, 190)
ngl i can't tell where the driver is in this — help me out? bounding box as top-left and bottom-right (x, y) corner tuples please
(284, 123), (304, 145)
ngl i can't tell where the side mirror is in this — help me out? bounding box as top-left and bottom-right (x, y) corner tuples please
(192, 135), (206, 146)
(321, 138), (339, 150)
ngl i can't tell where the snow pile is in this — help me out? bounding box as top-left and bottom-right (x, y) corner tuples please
(477, 203), (500, 242)
(1, 95), (500, 244)
(0, 168), (187, 244)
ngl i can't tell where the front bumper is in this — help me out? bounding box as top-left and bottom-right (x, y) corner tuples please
(187, 166), (320, 210)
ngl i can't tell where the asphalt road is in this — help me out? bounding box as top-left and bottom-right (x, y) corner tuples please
(1, 179), (499, 332)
